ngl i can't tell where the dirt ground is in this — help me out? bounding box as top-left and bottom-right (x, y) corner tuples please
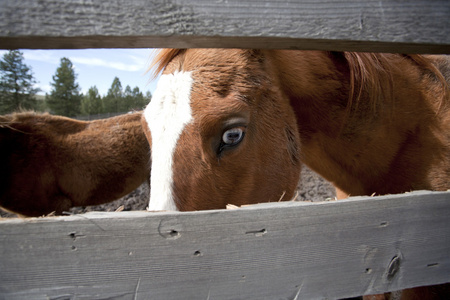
(1, 166), (335, 218)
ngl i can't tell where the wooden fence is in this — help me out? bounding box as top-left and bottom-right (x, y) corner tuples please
(1, 0), (449, 299)
(1, 0), (449, 53)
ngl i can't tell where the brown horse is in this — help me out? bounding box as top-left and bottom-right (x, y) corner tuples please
(143, 49), (449, 211)
(142, 49), (449, 299)
(0, 111), (150, 217)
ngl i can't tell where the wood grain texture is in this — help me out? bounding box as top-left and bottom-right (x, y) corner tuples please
(1, 190), (449, 299)
(0, 0), (449, 53)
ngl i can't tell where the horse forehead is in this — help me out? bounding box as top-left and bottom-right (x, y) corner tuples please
(145, 71), (194, 211)
(167, 49), (256, 87)
(146, 71), (195, 153)
(149, 72), (193, 114)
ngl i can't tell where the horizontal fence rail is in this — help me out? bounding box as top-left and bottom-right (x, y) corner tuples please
(1, 191), (449, 299)
(0, 0), (449, 53)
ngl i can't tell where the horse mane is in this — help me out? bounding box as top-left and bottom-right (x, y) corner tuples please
(149, 49), (186, 80)
(0, 111), (89, 135)
(0, 111), (42, 131)
(0, 111), (54, 127)
(344, 52), (448, 115)
(149, 49), (448, 114)
(0, 110), (48, 120)
(343, 52), (394, 114)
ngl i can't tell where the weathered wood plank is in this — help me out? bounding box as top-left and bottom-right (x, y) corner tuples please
(1, 190), (449, 299)
(0, 0), (449, 53)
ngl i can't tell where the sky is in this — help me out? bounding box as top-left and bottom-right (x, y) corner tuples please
(0, 48), (159, 97)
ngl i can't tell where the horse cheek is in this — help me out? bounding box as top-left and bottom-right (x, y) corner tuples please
(171, 130), (213, 211)
(256, 102), (301, 203)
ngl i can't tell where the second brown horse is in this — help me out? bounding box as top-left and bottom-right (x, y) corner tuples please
(0, 111), (150, 217)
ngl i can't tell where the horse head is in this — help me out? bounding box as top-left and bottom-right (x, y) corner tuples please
(143, 49), (301, 211)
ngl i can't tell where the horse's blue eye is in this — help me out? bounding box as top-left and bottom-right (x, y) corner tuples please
(222, 127), (245, 146)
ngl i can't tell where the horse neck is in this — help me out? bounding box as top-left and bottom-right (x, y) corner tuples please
(266, 51), (449, 196)
(265, 50), (350, 141)
(265, 51), (356, 191)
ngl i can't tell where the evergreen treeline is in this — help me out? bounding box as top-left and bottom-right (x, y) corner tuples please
(0, 50), (151, 116)
(0, 50), (40, 113)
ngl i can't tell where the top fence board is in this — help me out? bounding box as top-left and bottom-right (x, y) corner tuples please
(0, 0), (449, 53)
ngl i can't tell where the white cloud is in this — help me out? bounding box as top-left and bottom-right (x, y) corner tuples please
(127, 50), (153, 67)
(21, 49), (147, 72)
(35, 83), (52, 95)
(71, 56), (144, 72)
(1, 50), (58, 64)
(23, 50), (60, 64)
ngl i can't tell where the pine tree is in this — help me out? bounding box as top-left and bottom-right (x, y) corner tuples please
(0, 50), (40, 114)
(81, 86), (103, 115)
(103, 77), (123, 113)
(122, 85), (148, 112)
(145, 91), (152, 103)
(123, 85), (133, 112)
(46, 57), (82, 117)
(131, 86), (148, 110)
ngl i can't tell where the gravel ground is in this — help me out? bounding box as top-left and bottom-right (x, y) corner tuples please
(1, 166), (335, 217)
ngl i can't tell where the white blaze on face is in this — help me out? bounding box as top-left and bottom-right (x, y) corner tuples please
(144, 71), (193, 211)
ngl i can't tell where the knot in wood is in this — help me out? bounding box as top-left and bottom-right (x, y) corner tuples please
(158, 218), (182, 240)
(387, 255), (401, 280)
